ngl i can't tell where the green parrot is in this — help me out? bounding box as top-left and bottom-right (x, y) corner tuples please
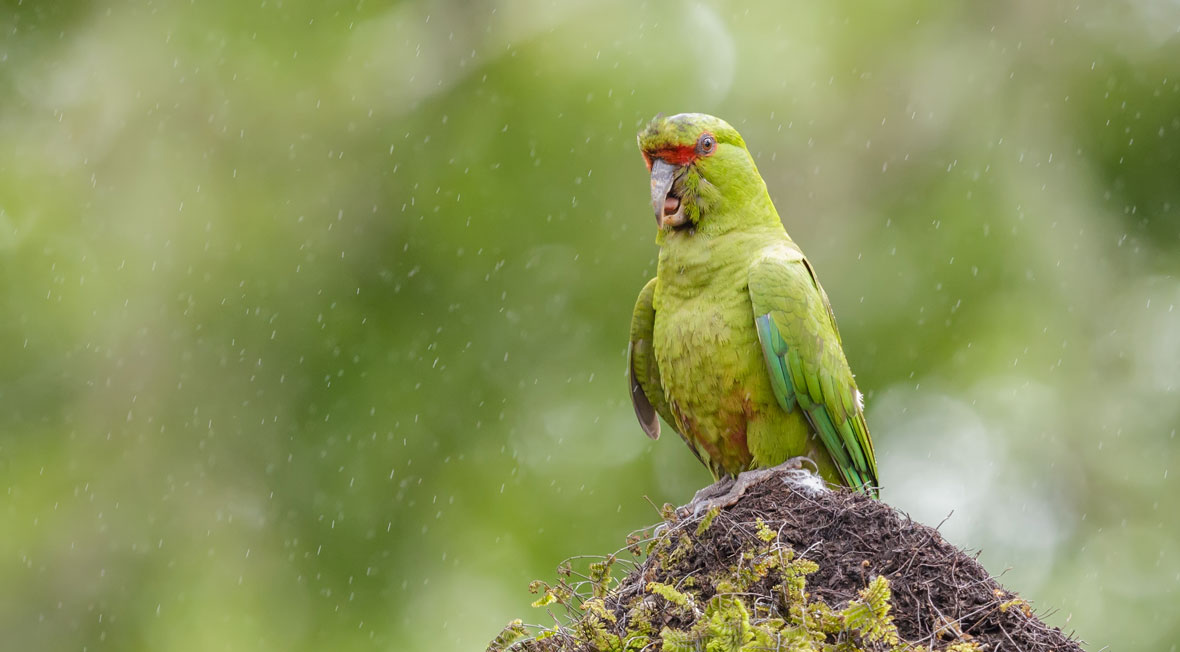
(628, 113), (879, 497)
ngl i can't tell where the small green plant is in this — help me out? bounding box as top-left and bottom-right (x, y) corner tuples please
(843, 575), (900, 646)
(487, 619), (527, 652)
(695, 505), (722, 535)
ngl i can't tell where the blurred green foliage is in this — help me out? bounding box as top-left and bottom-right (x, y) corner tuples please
(1, 1), (1178, 650)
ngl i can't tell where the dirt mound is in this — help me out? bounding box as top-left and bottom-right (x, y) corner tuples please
(492, 468), (1083, 651)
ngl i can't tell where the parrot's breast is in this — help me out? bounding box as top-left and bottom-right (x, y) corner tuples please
(652, 237), (779, 478)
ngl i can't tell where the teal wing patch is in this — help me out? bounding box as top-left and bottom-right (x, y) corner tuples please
(754, 314), (796, 413)
(749, 255), (879, 495)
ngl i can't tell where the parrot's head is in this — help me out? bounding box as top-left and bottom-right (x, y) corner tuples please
(637, 113), (770, 235)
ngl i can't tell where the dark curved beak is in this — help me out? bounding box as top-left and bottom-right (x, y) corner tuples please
(649, 158), (680, 228)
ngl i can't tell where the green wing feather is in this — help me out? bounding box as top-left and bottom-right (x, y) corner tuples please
(628, 278), (677, 440)
(749, 256), (879, 495)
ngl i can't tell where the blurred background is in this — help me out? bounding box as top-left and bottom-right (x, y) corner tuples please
(1, 1), (1178, 650)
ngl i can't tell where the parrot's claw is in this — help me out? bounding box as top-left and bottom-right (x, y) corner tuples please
(679, 457), (815, 517)
(688, 476), (736, 506)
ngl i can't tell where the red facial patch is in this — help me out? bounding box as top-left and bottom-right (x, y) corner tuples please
(650, 144), (699, 166)
(642, 132), (716, 167)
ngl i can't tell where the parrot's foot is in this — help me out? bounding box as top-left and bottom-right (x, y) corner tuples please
(688, 476), (736, 506)
(680, 457), (815, 518)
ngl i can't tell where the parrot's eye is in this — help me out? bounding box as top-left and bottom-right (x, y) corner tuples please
(697, 133), (717, 156)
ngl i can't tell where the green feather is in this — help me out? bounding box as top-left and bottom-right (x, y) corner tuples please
(755, 315), (795, 413)
(749, 256), (879, 496)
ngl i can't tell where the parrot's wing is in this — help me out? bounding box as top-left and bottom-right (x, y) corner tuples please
(629, 278), (675, 439)
(748, 254), (879, 494)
